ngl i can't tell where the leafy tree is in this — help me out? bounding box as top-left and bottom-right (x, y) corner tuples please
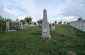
(58, 21), (62, 24)
(55, 21), (57, 24)
(77, 17), (82, 21)
(0, 16), (11, 31)
(25, 16), (32, 24)
(34, 22), (37, 25)
(20, 20), (26, 25)
(67, 22), (70, 24)
(0, 16), (5, 29)
(64, 22), (66, 24)
(15, 18), (19, 25)
(37, 19), (43, 26)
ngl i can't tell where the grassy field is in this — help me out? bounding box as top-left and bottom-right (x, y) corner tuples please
(0, 24), (85, 55)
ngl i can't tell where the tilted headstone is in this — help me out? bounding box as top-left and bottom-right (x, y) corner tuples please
(6, 21), (9, 32)
(51, 26), (55, 30)
(67, 51), (76, 55)
(42, 9), (51, 38)
(51, 23), (55, 30)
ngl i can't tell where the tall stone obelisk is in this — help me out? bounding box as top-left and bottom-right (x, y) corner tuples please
(42, 9), (51, 38)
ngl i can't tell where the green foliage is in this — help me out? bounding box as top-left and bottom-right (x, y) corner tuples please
(37, 19), (43, 26)
(15, 18), (19, 22)
(54, 21), (57, 24)
(77, 17), (82, 21)
(15, 18), (19, 25)
(58, 21), (62, 24)
(20, 20), (26, 25)
(0, 16), (5, 27)
(25, 16), (32, 24)
(37, 19), (43, 24)
(34, 22), (37, 25)
(64, 22), (66, 24)
(0, 16), (11, 31)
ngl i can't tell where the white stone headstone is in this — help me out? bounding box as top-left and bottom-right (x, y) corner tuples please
(6, 21), (9, 32)
(42, 9), (51, 38)
(19, 22), (23, 30)
(51, 26), (55, 30)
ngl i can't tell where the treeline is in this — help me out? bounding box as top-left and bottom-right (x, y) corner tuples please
(1, 15), (80, 31)
(0, 16), (11, 31)
(0, 16), (33, 31)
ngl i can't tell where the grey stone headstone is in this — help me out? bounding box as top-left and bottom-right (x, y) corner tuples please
(42, 9), (51, 38)
(6, 21), (9, 32)
(51, 26), (55, 30)
(19, 22), (23, 30)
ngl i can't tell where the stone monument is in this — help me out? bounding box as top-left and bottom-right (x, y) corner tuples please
(51, 26), (55, 30)
(19, 22), (23, 30)
(51, 23), (55, 30)
(42, 9), (51, 38)
(6, 21), (9, 32)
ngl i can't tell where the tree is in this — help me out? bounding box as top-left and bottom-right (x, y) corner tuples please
(34, 22), (37, 25)
(55, 21), (57, 24)
(58, 21), (62, 24)
(64, 22), (66, 24)
(0, 16), (11, 31)
(0, 16), (5, 30)
(77, 17), (82, 21)
(15, 18), (19, 25)
(25, 16), (32, 24)
(37, 19), (43, 27)
(20, 20), (26, 25)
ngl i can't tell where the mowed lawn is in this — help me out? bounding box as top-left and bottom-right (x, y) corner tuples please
(0, 24), (85, 55)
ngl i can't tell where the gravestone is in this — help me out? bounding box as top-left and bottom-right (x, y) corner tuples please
(6, 21), (9, 32)
(51, 23), (55, 30)
(42, 9), (51, 38)
(19, 22), (23, 30)
(51, 26), (55, 30)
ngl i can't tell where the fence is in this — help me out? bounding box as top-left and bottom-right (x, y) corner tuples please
(69, 20), (85, 31)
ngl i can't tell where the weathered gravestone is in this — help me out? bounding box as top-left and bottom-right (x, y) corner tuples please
(42, 9), (51, 38)
(51, 23), (56, 30)
(19, 22), (23, 30)
(6, 21), (9, 32)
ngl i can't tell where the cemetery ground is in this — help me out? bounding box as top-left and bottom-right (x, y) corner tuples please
(0, 24), (85, 55)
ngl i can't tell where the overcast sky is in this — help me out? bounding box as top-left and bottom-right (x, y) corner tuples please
(0, 0), (85, 22)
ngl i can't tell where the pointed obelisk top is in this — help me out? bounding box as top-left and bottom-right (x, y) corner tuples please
(43, 9), (47, 22)
(44, 9), (46, 12)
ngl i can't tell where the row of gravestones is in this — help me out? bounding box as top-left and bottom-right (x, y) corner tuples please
(5, 21), (23, 32)
(70, 20), (85, 31)
(5, 20), (55, 32)
(5, 21), (42, 32)
(5, 9), (55, 39)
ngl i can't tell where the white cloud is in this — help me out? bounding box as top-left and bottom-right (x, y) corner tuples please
(0, 0), (85, 22)
(62, 0), (85, 19)
(0, 6), (19, 20)
(4, 7), (19, 16)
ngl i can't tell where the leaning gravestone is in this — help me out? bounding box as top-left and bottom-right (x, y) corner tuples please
(42, 9), (51, 38)
(6, 21), (9, 32)
(51, 26), (55, 30)
(51, 24), (55, 30)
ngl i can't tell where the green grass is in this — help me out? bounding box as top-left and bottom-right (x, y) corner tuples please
(0, 24), (85, 55)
